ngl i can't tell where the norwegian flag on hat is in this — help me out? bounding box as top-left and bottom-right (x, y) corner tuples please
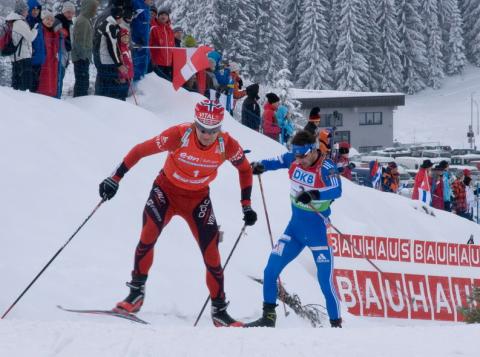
(172, 46), (212, 90)
(194, 100), (224, 129)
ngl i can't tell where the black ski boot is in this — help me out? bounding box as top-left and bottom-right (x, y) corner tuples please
(211, 298), (243, 327)
(330, 318), (342, 328)
(244, 303), (277, 328)
(116, 274), (147, 313)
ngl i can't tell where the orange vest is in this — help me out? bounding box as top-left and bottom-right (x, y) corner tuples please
(162, 124), (227, 191)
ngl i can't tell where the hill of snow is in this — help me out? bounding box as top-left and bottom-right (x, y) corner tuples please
(0, 76), (479, 356)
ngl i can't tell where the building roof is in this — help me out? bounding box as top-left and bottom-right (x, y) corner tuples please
(291, 88), (405, 108)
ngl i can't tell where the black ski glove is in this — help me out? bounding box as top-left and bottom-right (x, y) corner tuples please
(348, 162), (356, 170)
(296, 190), (319, 204)
(99, 177), (119, 200)
(251, 162), (265, 175)
(242, 205), (257, 226)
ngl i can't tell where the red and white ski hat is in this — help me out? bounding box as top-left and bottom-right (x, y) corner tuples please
(194, 99), (225, 130)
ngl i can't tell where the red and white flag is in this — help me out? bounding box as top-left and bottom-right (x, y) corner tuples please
(172, 46), (212, 90)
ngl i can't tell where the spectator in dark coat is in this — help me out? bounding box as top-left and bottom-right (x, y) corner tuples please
(53, 1), (75, 97)
(131, 0), (151, 81)
(94, 7), (126, 99)
(304, 106), (321, 136)
(241, 83), (261, 131)
(27, 0), (44, 92)
(381, 162), (400, 193)
(173, 27), (183, 47)
(71, 0), (98, 97)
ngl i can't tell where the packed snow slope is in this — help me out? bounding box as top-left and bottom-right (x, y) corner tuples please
(395, 64), (480, 148)
(0, 76), (479, 357)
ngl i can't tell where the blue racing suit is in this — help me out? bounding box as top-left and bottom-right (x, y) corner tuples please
(259, 151), (342, 320)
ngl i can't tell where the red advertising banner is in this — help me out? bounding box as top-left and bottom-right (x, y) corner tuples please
(329, 233), (480, 322)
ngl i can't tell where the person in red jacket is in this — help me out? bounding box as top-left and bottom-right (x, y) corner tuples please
(412, 159), (433, 205)
(430, 165), (445, 210)
(335, 141), (354, 180)
(262, 92), (281, 140)
(99, 99), (257, 327)
(149, 8), (175, 80)
(117, 26), (134, 101)
(36, 9), (59, 98)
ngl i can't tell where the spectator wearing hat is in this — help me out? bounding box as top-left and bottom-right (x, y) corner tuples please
(26, 0), (45, 92)
(262, 93), (281, 140)
(173, 26), (183, 47)
(130, 0), (152, 81)
(71, 0), (98, 97)
(304, 107), (321, 136)
(452, 171), (468, 219)
(94, 7), (126, 99)
(430, 165), (445, 210)
(382, 162), (400, 193)
(276, 105), (295, 146)
(335, 142), (354, 180)
(412, 159), (433, 205)
(150, 5), (158, 23)
(6, 0), (38, 91)
(463, 170), (475, 220)
(437, 160), (453, 212)
(150, 7), (175, 81)
(241, 83), (261, 131)
(36, 9), (60, 98)
(53, 1), (76, 97)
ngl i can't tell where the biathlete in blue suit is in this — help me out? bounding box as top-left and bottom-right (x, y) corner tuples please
(245, 129), (343, 328)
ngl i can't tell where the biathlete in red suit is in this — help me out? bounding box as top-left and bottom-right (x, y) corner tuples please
(99, 99), (257, 327)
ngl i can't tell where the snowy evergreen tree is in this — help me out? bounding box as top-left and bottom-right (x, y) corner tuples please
(459, 0), (480, 66)
(442, 0), (466, 74)
(275, 68), (303, 124)
(334, 0), (369, 91)
(251, 0), (288, 85)
(376, 0), (403, 92)
(396, 0), (427, 94)
(295, 0), (332, 89)
(283, 0), (303, 82)
(422, 0), (444, 89)
(362, 0), (383, 91)
(326, 0), (341, 69)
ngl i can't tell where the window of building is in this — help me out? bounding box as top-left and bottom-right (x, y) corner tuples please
(321, 112), (343, 127)
(359, 112), (383, 125)
(334, 130), (350, 144)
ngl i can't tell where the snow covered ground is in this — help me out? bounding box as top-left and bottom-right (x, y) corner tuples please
(1, 76), (479, 356)
(395, 64), (480, 148)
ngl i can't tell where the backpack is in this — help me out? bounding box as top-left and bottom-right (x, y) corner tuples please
(0, 20), (22, 57)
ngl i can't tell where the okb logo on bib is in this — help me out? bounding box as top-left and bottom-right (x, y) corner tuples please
(292, 168), (315, 186)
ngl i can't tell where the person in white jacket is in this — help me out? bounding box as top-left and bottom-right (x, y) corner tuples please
(6, 1), (38, 91)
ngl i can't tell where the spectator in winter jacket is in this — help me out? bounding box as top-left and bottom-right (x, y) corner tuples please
(6, 0), (38, 91)
(464, 174), (475, 220)
(150, 4), (157, 22)
(241, 83), (261, 131)
(117, 26), (134, 100)
(36, 9), (59, 98)
(229, 62), (246, 110)
(173, 26), (183, 47)
(412, 159), (433, 205)
(149, 8), (175, 81)
(94, 7), (126, 99)
(382, 162), (400, 193)
(53, 1), (75, 97)
(131, 0), (151, 81)
(452, 171), (468, 219)
(430, 165), (445, 210)
(335, 142), (354, 180)
(26, 0), (44, 92)
(262, 93), (281, 140)
(71, 0), (98, 97)
(276, 105), (294, 146)
(304, 107), (321, 136)
(437, 160), (453, 211)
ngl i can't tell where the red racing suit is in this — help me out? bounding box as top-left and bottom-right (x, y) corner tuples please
(111, 123), (253, 300)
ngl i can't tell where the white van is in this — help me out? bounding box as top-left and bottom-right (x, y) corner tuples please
(395, 157), (426, 170)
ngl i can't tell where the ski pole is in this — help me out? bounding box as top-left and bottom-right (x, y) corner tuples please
(193, 225), (247, 327)
(128, 79), (138, 106)
(1, 199), (105, 319)
(306, 203), (414, 305)
(257, 175), (289, 317)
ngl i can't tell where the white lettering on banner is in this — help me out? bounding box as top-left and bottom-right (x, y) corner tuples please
(384, 280), (405, 313)
(336, 276), (357, 309)
(365, 278), (383, 312)
(434, 282), (452, 314)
